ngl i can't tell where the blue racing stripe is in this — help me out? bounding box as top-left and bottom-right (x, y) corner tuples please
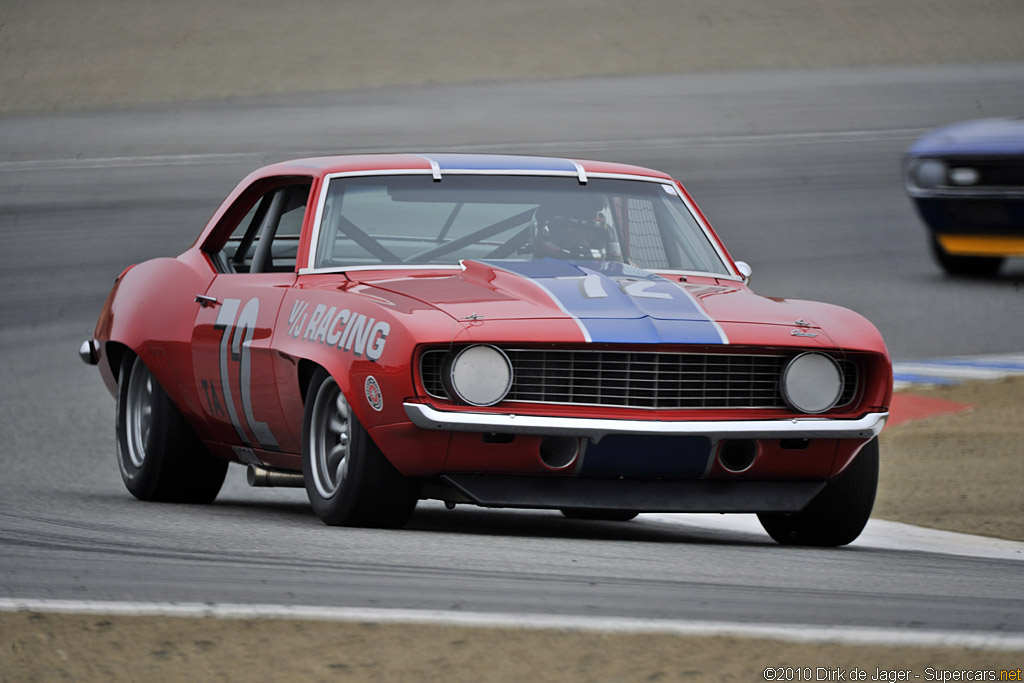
(581, 435), (712, 477)
(482, 258), (728, 345)
(583, 318), (726, 345)
(424, 154), (579, 173)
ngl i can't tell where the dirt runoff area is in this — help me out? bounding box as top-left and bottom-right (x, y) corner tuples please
(3, 0), (1024, 114)
(2, 611), (1021, 683)
(3, 378), (1022, 682)
(876, 377), (1023, 542)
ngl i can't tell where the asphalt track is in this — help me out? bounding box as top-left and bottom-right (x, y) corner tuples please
(1, 65), (1023, 638)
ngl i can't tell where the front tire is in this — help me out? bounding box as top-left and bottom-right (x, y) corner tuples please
(116, 353), (227, 503)
(302, 368), (417, 527)
(757, 438), (879, 547)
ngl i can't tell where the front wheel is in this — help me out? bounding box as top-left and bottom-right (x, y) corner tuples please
(302, 368), (417, 527)
(757, 438), (879, 547)
(116, 353), (227, 503)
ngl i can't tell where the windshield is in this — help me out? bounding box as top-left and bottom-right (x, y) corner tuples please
(312, 174), (730, 275)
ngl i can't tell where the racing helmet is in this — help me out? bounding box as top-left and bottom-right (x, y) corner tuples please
(532, 194), (620, 260)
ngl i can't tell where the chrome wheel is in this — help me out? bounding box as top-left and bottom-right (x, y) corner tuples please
(302, 368), (417, 527)
(309, 376), (351, 499)
(125, 357), (154, 468)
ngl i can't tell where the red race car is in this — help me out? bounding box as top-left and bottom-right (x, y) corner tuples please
(81, 154), (891, 546)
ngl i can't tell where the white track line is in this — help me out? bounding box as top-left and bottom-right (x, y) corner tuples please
(1, 598), (1022, 651)
(0, 128), (927, 173)
(0, 152), (264, 172)
(642, 513), (1024, 562)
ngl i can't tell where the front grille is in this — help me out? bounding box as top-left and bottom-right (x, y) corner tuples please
(924, 157), (1024, 191)
(952, 158), (1024, 189)
(420, 348), (858, 410)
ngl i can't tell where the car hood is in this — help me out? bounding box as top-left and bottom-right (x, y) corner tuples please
(908, 117), (1024, 156)
(359, 259), (828, 346)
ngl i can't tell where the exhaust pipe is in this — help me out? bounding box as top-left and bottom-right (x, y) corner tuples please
(246, 465), (305, 488)
(718, 440), (758, 473)
(539, 436), (579, 470)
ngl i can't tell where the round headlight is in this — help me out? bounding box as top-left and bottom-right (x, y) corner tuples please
(446, 345), (513, 406)
(911, 159), (947, 188)
(781, 352), (843, 414)
(949, 167), (979, 186)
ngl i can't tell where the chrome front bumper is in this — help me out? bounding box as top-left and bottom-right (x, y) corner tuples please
(79, 339), (100, 365)
(403, 402), (887, 442)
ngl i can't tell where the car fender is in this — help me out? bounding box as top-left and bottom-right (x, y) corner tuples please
(95, 249), (215, 415)
(271, 281), (461, 474)
(785, 299), (893, 409)
(272, 281), (459, 422)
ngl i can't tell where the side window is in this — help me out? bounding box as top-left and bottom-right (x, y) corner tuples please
(217, 182), (311, 274)
(615, 197), (670, 270)
(609, 193), (726, 273)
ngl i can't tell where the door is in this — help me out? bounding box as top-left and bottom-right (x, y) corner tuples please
(190, 182), (311, 461)
(191, 275), (294, 458)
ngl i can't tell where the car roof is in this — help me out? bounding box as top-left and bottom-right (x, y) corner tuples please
(908, 117), (1024, 156)
(250, 153), (675, 181)
(195, 153), (684, 253)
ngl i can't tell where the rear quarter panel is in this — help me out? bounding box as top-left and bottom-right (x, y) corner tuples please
(95, 249), (215, 419)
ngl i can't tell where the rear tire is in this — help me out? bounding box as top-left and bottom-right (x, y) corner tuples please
(302, 368), (417, 527)
(757, 438), (878, 547)
(116, 353), (227, 503)
(930, 235), (1004, 277)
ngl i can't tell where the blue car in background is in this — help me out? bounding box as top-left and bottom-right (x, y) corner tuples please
(904, 118), (1024, 276)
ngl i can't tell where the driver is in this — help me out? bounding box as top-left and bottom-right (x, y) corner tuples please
(532, 195), (622, 261)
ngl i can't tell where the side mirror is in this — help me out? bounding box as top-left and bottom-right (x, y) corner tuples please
(735, 260), (752, 284)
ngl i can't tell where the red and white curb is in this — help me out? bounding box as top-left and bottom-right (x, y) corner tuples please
(893, 353), (1024, 391)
